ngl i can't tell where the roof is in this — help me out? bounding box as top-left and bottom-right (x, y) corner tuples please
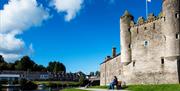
(0, 74), (20, 78)
(100, 53), (121, 65)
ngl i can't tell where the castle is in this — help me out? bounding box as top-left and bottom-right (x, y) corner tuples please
(100, 0), (179, 85)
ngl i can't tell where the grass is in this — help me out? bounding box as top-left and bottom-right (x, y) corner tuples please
(33, 81), (79, 84)
(89, 85), (107, 89)
(89, 84), (180, 91)
(62, 88), (89, 91)
(33, 81), (80, 87)
(126, 84), (180, 91)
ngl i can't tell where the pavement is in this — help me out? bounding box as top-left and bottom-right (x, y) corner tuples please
(77, 87), (129, 91)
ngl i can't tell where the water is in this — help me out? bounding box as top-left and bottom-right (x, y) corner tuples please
(1, 87), (63, 91)
(1, 87), (20, 91)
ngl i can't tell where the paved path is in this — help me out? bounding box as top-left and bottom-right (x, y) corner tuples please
(77, 87), (129, 91)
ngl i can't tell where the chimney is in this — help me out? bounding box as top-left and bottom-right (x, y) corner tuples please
(112, 47), (116, 58)
(105, 56), (111, 60)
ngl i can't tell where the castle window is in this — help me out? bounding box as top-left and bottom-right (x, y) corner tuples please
(163, 17), (166, 21)
(161, 58), (164, 65)
(137, 28), (139, 34)
(144, 27), (147, 30)
(175, 13), (179, 19)
(128, 28), (131, 32)
(129, 44), (131, 48)
(176, 33), (180, 39)
(133, 61), (135, 67)
(153, 23), (155, 29)
(144, 41), (148, 46)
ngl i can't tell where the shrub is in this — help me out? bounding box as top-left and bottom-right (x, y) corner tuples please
(0, 79), (8, 84)
(20, 79), (37, 90)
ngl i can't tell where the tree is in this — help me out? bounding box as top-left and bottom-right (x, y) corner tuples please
(95, 71), (100, 77)
(0, 62), (7, 70)
(14, 56), (35, 71)
(0, 55), (66, 72)
(33, 64), (46, 71)
(21, 56), (35, 71)
(47, 61), (66, 73)
(15, 61), (23, 71)
(0, 55), (7, 70)
(0, 55), (5, 63)
(7, 63), (15, 70)
(89, 72), (95, 76)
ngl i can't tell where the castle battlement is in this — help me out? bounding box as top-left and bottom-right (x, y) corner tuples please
(129, 12), (164, 28)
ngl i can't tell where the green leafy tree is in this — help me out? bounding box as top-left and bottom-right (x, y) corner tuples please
(0, 55), (7, 70)
(15, 61), (23, 71)
(0, 62), (7, 70)
(89, 72), (95, 76)
(14, 56), (35, 71)
(33, 64), (46, 71)
(0, 55), (66, 72)
(47, 61), (66, 73)
(79, 75), (85, 86)
(0, 55), (5, 63)
(95, 71), (100, 77)
(7, 63), (15, 70)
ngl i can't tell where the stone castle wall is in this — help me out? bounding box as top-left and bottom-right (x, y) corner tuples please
(125, 17), (180, 84)
(100, 55), (122, 86)
(100, 0), (180, 85)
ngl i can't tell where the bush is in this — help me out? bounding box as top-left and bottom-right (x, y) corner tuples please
(0, 84), (2, 89)
(20, 79), (37, 90)
(12, 79), (19, 84)
(0, 79), (8, 84)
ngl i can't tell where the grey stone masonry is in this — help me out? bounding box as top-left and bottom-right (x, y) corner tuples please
(100, 0), (180, 86)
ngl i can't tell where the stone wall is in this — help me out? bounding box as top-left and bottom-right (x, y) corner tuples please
(100, 55), (121, 86)
(126, 17), (179, 84)
(100, 0), (180, 86)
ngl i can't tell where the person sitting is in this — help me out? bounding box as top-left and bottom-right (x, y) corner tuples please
(109, 76), (118, 89)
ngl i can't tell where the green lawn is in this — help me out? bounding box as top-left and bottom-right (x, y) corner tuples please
(126, 84), (180, 91)
(33, 81), (80, 88)
(90, 84), (180, 91)
(33, 81), (79, 84)
(62, 88), (89, 91)
(89, 85), (107, 89)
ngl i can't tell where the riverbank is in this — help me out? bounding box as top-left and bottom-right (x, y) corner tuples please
(33, 81), (80, 87)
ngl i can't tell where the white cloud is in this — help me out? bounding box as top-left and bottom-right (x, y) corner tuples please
(0, 32), (24, 53)
(0, 52), (22, 62)
(52, 0), (84, 21)
(0, 0), (49, 34)
(0, 0), (49, 62)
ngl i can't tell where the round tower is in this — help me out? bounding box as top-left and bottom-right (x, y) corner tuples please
(162, 0), (180, 58)
(120, 10), (133, 65)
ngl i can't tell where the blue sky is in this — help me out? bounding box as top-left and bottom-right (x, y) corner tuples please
(0, 0), (162, 74)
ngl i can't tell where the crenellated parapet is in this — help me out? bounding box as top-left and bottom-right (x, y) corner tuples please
(128, 12), (164, 28)
(147, 13), (156, 22)
(137, 17), (145, 25)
